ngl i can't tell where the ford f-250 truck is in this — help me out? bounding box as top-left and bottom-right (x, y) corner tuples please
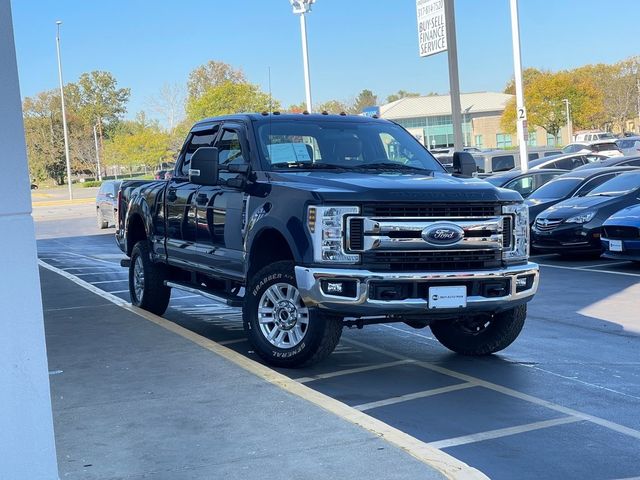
(116, 113), (539, 368)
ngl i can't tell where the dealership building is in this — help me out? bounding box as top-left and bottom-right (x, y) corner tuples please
(380, 91), (569, 149)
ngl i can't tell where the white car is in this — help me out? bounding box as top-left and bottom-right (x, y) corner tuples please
(574, 132), (616, 142)
(616, 137), (640, 156)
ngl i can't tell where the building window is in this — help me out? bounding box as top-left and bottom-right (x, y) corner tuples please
(395, 118), (428, 129)
(527, 131), (537, 147)
(496, 133), (512, 148)
(474, 135), (483, 148)
(546, 133), (560, 146)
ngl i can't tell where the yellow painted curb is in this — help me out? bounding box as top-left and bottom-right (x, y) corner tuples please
(32, 198), (95, 207)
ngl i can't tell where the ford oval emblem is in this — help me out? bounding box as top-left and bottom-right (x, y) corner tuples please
(422, 223), (464, 246)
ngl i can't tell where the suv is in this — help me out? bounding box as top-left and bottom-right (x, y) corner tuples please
(117, 114), (539, 367)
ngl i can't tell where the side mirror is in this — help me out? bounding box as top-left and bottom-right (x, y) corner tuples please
(189, 147), (219, 186)
(452, 151), (477, 177)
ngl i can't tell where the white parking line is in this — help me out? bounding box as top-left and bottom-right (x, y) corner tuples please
(575, 261), (630, 269)
(76, 272), (126, 277)
(91, 279), (128, 285)
(539, 263), (640, 278)
(354, 382), (476, 412)
(344, 338), (640, 442)
(427, 416), (582, 450)
(296, 360), (414, 384)
(62, 266), (112, 271)
(107, 290), (129, 294)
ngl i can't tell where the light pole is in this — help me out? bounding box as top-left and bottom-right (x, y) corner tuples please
(509, 0), (528, 172)
(55, 21), (73, 200)
(563, 99), (573, 144)
(93, 124), (102, 181)
(290, 0), (314, 112)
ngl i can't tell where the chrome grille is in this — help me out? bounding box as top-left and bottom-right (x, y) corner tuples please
(535, 218), (563, 232)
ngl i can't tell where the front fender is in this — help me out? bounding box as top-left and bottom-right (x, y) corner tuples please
(124, 193), (154, 254)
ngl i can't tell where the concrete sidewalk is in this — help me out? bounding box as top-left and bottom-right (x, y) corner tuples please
(41, 267), (445, 480)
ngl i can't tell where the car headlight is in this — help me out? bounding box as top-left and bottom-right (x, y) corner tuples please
(307, 206), (360, 263)
(565, 211), (596, 224)
(502, 203), (529, 262)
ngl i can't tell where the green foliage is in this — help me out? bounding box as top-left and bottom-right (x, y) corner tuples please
(103, 118), (175, 172)
(185, 81), (278, 121)
(351, 89), (378, 113)
(386, 90), (420, 103)
(81, 180), (103, 188)
(187, 61), (247, 100)
(316, 99), (351, 114)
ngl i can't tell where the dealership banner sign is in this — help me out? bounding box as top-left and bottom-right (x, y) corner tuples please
(416, 0), (447, 57)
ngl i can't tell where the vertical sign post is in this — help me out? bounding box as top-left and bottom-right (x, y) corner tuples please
(509, 0), (529, 172)
(416, 0), (463, 151)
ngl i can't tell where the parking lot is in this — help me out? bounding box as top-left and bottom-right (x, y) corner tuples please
(35, 207), (640, 480)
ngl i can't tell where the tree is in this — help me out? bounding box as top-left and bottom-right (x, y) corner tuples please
(386, 90), (420, 103)
(286, 101), (308, 113)
(187, 61), (247, 100)
(147, 82), (186, 133)
(501, 70), (603, 141)
(316, 99), (351, 113)
(103, 115), (174, 175)
(185, 81), (278, 121)
(351, 89), (378, 113)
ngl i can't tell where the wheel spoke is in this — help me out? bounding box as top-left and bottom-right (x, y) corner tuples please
(257, 281), (309, 350)
(275, 331), (286, 346)
(268, 326), (280, 341)
(265, 288), (280, 306)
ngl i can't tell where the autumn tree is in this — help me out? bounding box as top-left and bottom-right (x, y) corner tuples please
(187, 61), (247, 100)
(186, 81), (278, 121)
(147, 82), (186, 133)
(316, 99), (351, 113)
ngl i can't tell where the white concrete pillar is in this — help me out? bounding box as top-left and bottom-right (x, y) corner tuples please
(0, 1), (59, 478)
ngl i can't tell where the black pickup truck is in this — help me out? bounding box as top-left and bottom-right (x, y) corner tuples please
(117, 113), (539, 367)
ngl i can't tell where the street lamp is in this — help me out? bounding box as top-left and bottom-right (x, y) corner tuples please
(290, 0), (315, 112)
(55, 21), (73, 200)
(563, 99), (573, 143)
(93, 124), (102, 181)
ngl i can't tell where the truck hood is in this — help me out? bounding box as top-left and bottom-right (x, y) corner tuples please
(268, 171), (521, 203)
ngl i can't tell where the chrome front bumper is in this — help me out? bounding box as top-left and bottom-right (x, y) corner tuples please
(295, 262), (539, 316)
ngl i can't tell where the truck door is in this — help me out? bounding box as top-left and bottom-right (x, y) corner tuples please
(165, 125), (219, 267)
(195, 125), (248, 281)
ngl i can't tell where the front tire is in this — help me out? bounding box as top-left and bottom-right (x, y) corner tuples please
(97, 209), (109, 229)
(129, 241), (171, 316)
(243, 261), (343, 368)
(430, 305), (527, 355)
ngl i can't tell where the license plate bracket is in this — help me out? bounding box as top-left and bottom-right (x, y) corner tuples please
(428, 286), (467, 309)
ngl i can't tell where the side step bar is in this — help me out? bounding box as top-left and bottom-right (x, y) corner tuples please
(164, 281), (244, 308)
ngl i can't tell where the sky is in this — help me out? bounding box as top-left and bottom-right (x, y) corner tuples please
(11, 0), (640, 125)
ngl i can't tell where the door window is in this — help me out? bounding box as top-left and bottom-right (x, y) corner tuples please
(574, 174), (615, 196)
(491, 155), (515, 172)
(505, 175), (535, 197)
(216, 128), (248, 183)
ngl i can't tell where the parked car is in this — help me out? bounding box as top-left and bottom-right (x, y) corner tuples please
(96, 180), (121, 229)
(574, 132), (616, 142)
(587, 140), (624, 158)
(527, 148), (563, 160)
(562, 143), (590, 154)
(527, 152), (606, 171)
(484, 169), (566, 198)
(116, 113), (538, 367)
(574, 155), (640, 171)
(615, 136), (640, 156)
(154, 170), (167, 180)
(601, 204), (640, 263)
(525, 167), (639, 226)
(531, 171), (640, 254)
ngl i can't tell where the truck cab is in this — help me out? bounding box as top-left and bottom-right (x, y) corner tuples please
(117, 113), (539, 368)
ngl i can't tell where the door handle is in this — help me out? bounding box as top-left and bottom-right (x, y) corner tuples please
(196, 193), (208, 206)
(167, 189), (177, 202)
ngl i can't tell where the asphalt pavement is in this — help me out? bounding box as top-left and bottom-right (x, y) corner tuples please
(36, 207), (640, 480)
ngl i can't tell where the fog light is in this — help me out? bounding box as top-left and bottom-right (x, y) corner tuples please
(515, 275), (534, 293)
(320, 280), (358, 298)
(516, 278), (527, 288)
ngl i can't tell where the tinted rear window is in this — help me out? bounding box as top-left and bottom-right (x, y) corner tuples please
(528, 177), (582, 200)
(588, 172), (640, 197)
(492, 155), (515, 172)
(592, 143), (618, 152)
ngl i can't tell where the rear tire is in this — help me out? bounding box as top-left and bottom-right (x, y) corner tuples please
(129, 241), (171, 316)
(243, 261), (342, 368)
(430, 305), (527, 355)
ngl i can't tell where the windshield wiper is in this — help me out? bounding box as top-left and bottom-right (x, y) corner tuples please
(351, 162), (433, 174)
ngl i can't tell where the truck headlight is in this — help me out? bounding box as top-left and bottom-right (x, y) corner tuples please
(565, 211), (595, 224)
(502, 203), (529, 262)
(307, 206), (360, 263)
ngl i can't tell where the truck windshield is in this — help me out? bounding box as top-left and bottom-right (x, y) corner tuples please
(256, 120), (444, 173)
